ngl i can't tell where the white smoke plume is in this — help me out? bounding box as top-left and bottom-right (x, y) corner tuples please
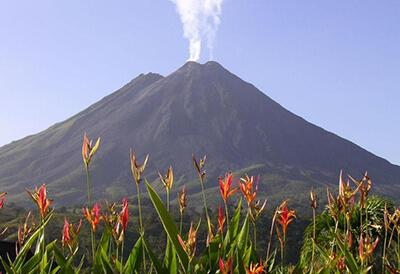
(170, 0), (223, 61)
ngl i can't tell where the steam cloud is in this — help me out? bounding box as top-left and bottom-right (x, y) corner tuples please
(170, 0), (223, 61)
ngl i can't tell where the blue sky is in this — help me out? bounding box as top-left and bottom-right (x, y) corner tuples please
(0, 1), (399, 165)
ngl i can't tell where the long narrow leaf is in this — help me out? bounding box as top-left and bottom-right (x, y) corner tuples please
(146, 180), (189, 271)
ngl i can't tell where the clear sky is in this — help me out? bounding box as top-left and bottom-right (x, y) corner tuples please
(0, 1), (399, 165)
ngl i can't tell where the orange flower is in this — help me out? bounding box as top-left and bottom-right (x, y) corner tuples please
(239, 175), (259, 206)
(83, 203), (101, 232)
(178, 186), (187, 215)
(120, 198), (129, 231)
(246, 259), (265, 274)
(218, 205), (226, 233)
(27, 184), (52, 219)
(0, 192), (6, 208)
(178, 222), (199, 261)
(130, 149), (149, 184)
(219, 172), (238, 203)
(219, 257), (233, 274)
(277, 201), (296, 236)
(82, 133), (100, 168)
(359, 233), (379, 264)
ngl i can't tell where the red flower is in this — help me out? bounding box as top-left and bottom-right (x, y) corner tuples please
(219, 172), (238, 203)
(83, 203), (101, 232)
(62, 218), (71, 247)
(120, 198), (129, 231)
(218, 205), (226, 233)
(0, 192), (6, 209)
(219, 257), (233, 274)
(61, 217), (82, 253)
(27, 184), (52, 219)
(277, 201), (296, 236)
(239, 175), (259, 206)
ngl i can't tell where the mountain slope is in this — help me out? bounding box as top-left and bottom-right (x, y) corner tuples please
(0, 61), (399, 206)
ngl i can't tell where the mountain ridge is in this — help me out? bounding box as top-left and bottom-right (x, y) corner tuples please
(0, 61), (399, 206)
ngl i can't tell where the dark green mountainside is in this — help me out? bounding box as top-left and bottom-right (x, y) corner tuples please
(0, 61), (399, 207)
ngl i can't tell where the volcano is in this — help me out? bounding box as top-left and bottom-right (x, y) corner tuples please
(0, 61), (399, 207)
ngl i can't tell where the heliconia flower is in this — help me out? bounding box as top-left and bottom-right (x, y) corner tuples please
(219, 257), (233, 274)
(246, 259), (265, 274)
(338, 170), (360, 210)
(178, 222), (199, 261)
(347, 231), (353, 248)
(277, 200), (296, 236)
(27, 184), (52, 219)
(218, 205), (225, 233)
(83, 203), (101, 232)
(17, 211), (35, 247)
(219, 172), (238, 203)
(349, 172), (372, 209)
(192, 154), (206, 181)
(249, 199), (267, 223)
(159, 166), (174, 191)
(62, 217), (82, 253)
(178, 186), (187, 215)
(0, 192), (6, 209)
(337, 256), (346, 272)
(82, 133), (100, 168)
(359, 233), (379, 264)
(120, 198), (129, 231)
(310, 189), (317, 209)
(239, 175), (259, 206)
(130, 149), (149, 184)
(62, 218), (71, 247)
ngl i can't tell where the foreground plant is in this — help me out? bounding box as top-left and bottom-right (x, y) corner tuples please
(82, 133), (100, 205)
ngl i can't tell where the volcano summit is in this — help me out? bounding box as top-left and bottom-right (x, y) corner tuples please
(0, 61), (399, 206)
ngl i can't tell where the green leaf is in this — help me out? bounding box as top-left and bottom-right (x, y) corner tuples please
(335, 234), (359, 273)
(164, 239), (177, 274)
(14, 213), (53, 269)
(124, 237), (143, 273)
(236, 215), (249, 252)
(146, 180), (189, 271)
(143, 238), (167, 274)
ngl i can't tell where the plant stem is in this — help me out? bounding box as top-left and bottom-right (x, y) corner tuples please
(199, 178), (211, 231)
(198, 176), (212, 270)
(382, 222), (388, 274)
(121, 239), (124, 274)
(135, 183), (146, 272)
(224, 200), (229, 229)
(91, 229), (95, 263)
(179, 213), (183, 234)
(85, 166), (92, 205)
(166, 189), (170, 212)
(310, 208), (316, 273)
(253, 222), (257, 251)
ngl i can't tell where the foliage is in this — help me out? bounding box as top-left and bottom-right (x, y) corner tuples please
(0, 133), (399, 273)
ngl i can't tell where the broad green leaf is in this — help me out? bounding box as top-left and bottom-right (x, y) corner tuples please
(146, 180), (189, 271)
(236, 215), (249, 252)
(124, 237), (143, 273)
(164, 239), (177, 274)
